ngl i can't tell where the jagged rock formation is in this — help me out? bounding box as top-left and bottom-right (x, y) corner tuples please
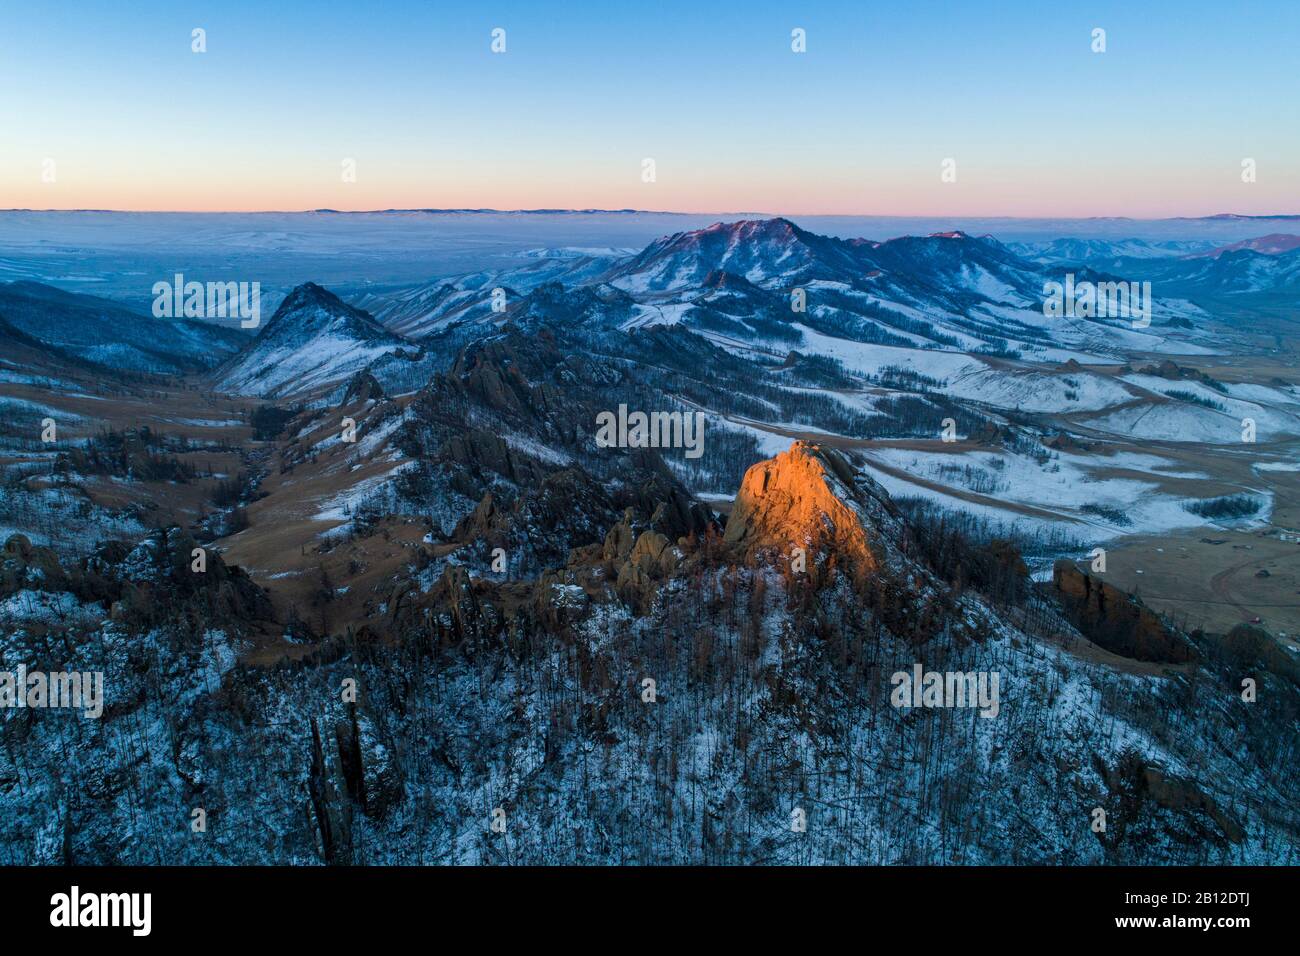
(2, 533), (65, 593)
(607, 517), (682, 614)
(1053, 559), (1195, 663)
(342, 369), (386, 404)
(724, 441), (887, 576)
(2, 527), (273, 632)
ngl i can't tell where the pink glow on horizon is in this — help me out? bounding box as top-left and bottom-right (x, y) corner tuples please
(3, 163), (1296, 218)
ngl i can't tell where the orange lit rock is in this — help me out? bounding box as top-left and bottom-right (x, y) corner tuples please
(724, 441), (880, 574)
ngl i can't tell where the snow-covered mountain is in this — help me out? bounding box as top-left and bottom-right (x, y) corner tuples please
(1010, 237), (1216, 264)
(1160, 247), (1300, 295)
(590, 219), (1207, 363)
(0, 280), (247, 373)
(1190, 233), (1300, 258)
(350, 247), (633, 339)
(605, 218), (875, 293)
(344, 219), (1267, 378)
(215, 282), (413, 398)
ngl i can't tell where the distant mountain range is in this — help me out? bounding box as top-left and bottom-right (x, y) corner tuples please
(1158, 246), (1300, 295)
(1011, 238), (1217, 262)
(0, 217), (1244, 400)
(1009, 234), (1300, 298)
(362, 219), (1215, 367)
(4, 217), (1295, 411)
(1190, 233), (1300, 257)
(1016, 233), (1300, 264)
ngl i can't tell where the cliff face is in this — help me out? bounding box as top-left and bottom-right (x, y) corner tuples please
(1053, 559), (1195, 664)
(723, 441), (885, 576)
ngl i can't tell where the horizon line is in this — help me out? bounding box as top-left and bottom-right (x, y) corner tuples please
(3, 207), (1300, 222)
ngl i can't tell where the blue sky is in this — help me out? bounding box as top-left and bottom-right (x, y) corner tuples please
(1, 0), (1295, 214)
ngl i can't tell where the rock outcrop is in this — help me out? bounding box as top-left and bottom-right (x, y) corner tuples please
(1101, 750), (1245, 848)
(724, 441), (886, 578)
(3, 528), (273, 632)
(613, 528), (681, 613)
(342, 369), (385, 404)
(1053, 560), (1195, 663)
(2, 533), (68, 594)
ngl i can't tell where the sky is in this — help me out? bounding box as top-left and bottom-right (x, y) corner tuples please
(1, 0), (1296, 216)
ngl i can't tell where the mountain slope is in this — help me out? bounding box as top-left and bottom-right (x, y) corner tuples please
(1010, 237), (1216, 263)
(1161, 247), (1300, 295)
(215, 282), (412, 398)
(349, 247), (633, 340)
(5, 432), (1295, 864)
(0, 280), (247, 373)
(597, 219), (1206, 362)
